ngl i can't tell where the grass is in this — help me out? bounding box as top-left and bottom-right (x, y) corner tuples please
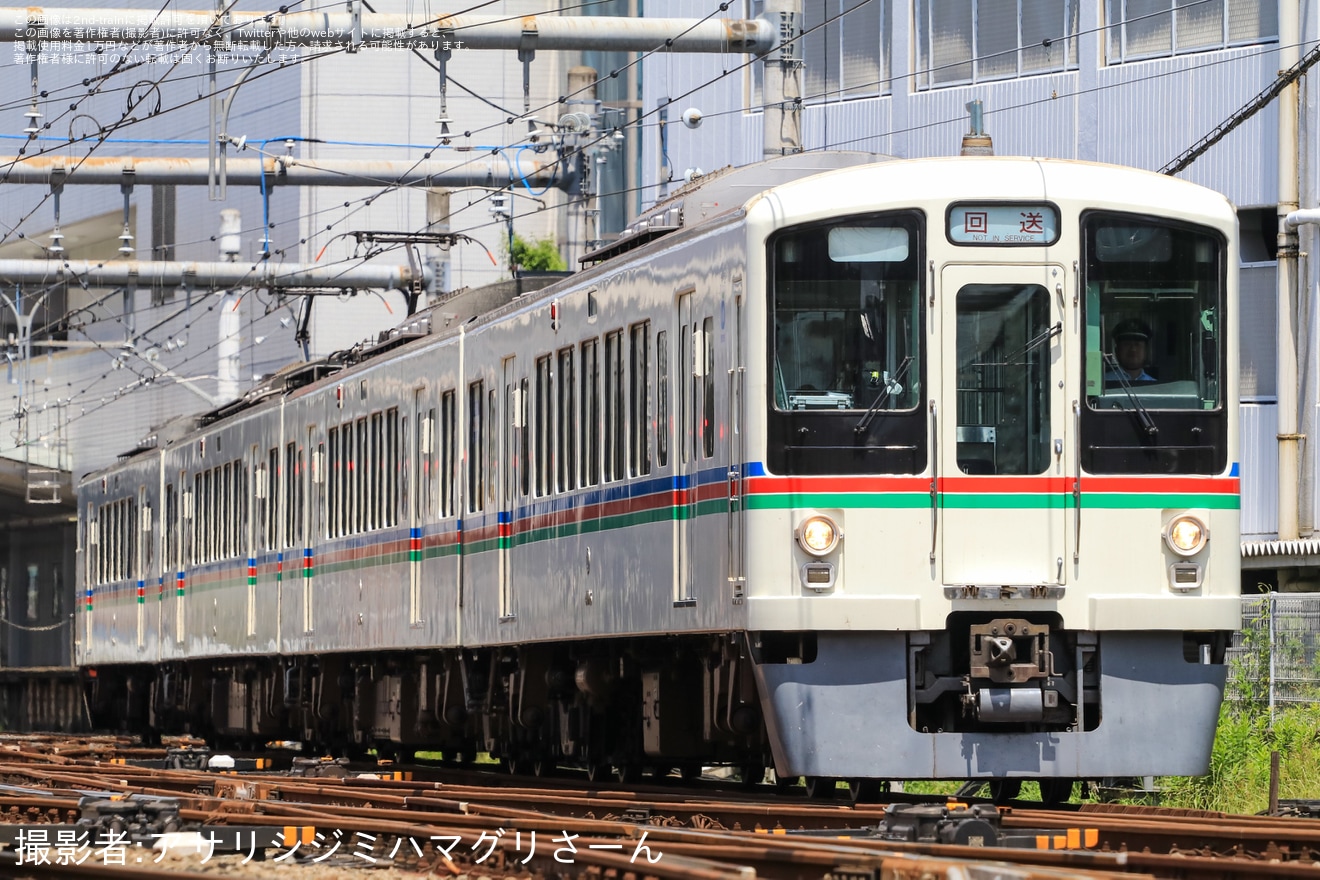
(1153, 703), (1320, 814)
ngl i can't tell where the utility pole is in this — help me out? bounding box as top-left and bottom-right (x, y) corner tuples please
(217, 210), (242, 402)
(0, 286), (64, 502)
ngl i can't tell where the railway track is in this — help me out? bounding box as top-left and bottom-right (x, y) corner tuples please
(2, 735), (1319, 879)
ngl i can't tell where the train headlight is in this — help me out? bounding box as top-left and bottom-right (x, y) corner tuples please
(796, 515), (840, 556)
(1164, 515), (1208, 557)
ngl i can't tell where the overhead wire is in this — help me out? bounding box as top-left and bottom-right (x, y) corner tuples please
(0, 0), (1287, 440)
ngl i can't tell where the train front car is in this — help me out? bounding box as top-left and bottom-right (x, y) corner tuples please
(742, 158), (1239, 789)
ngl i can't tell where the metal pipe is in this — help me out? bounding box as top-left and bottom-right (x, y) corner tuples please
(0, 154), (559, 188)
(760, 0), (803, 158)
(0, 9), (775, 53)
(0, 258), (433, 290)
(1278, 0), (1301, 543)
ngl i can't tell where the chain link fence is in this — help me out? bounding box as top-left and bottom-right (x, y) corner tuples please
(1226, 593), (1320, 713)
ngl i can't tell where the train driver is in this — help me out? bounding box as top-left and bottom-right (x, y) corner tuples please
(1105, 318), (1157, 385)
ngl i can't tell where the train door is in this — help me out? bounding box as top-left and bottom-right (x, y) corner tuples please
(500, 357), (516, 619)
(409, 390), (424, 627)
(726, 281), (745, 603)
(674, 290), (696, 604)
(137, 486), (147, 650)
(247, 446), (259, 641)
(938, 264), (1068, 586)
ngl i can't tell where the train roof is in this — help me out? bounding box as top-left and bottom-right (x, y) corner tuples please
(749, 155), (1237, 226)
(579, 151), (886, 265)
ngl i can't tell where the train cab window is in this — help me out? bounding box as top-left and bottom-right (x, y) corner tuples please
(954, 284), (1053, 475)
(1081, 213), (1226, 473)
(768, 212), (926, 475)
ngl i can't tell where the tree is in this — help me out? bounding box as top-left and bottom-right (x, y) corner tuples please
(509, 235), (567, 273)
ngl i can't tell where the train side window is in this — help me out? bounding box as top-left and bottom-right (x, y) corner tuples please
(534, 356), (552, 497)
(219, 462), (230, 558)
(355, 417), (368, 534)
(297, 441), (307, 547)
(255, 458), (267, 552)
(346, 426), (356, 535)
(487, 388), (498, 508)
(342, 422), (353, 535)
(191, 474), (200, 565)
(327, 426), (340, 538)
(604, 330), (625, 482)
(519, 377), (531, 497)
(105, 501), (113, 581)
(313, 431), (325, 541)
(416, 398), (435, 523)
(504, 368), (518, 504)
(239, 463), (248, 558)
(113, 499), (122, 580)
(163, 486), (174, 574)
(207, 468), (215, 562)
(142, 493), (152, 578)
(387, 408), (399, 528)
(581, 340), (600, 486)
(201, 470), (211, 562)
(230, 460), (240, 558)
(441, 391), (456, 517)
(257, 450), (269, 551)
(468, 381), (486, 512)
(85, 504), (96, 585)
(284, 442), (297, 547)
(219, 463), (229, 559)
(656, 330), (668, 468)
(702, 316), (715, 459)
(369, 412), (383, 531)
(680, 317), (690, 464)
(630, 322), (651, 476)
(558, 348), (576, 491)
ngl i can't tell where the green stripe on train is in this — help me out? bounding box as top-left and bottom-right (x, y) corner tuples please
(748, 492), (1237, 510)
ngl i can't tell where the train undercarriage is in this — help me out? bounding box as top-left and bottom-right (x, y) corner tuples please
(80, 617), (1230, 796)
(85, 634), (771, 782)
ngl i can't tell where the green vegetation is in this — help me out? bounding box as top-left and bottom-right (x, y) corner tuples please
(509, 234), (567, 273)
(1153, 703), (1320, 814)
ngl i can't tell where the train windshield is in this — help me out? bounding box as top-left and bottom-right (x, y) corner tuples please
(771, 216), (922, 413)
(766, 213), (927, 476)
(1081, 212), (1227, 473)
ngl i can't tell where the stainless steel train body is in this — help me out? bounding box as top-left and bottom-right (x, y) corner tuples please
(77, 154), (1240, 787)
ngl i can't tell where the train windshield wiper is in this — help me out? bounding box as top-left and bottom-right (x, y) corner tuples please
(1103, 353), (1158, 438)
(973, 322), (1062, 367)
(855, 356), (914, 434)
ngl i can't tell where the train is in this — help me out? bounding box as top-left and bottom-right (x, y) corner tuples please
(76, 151), (1241, 800)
